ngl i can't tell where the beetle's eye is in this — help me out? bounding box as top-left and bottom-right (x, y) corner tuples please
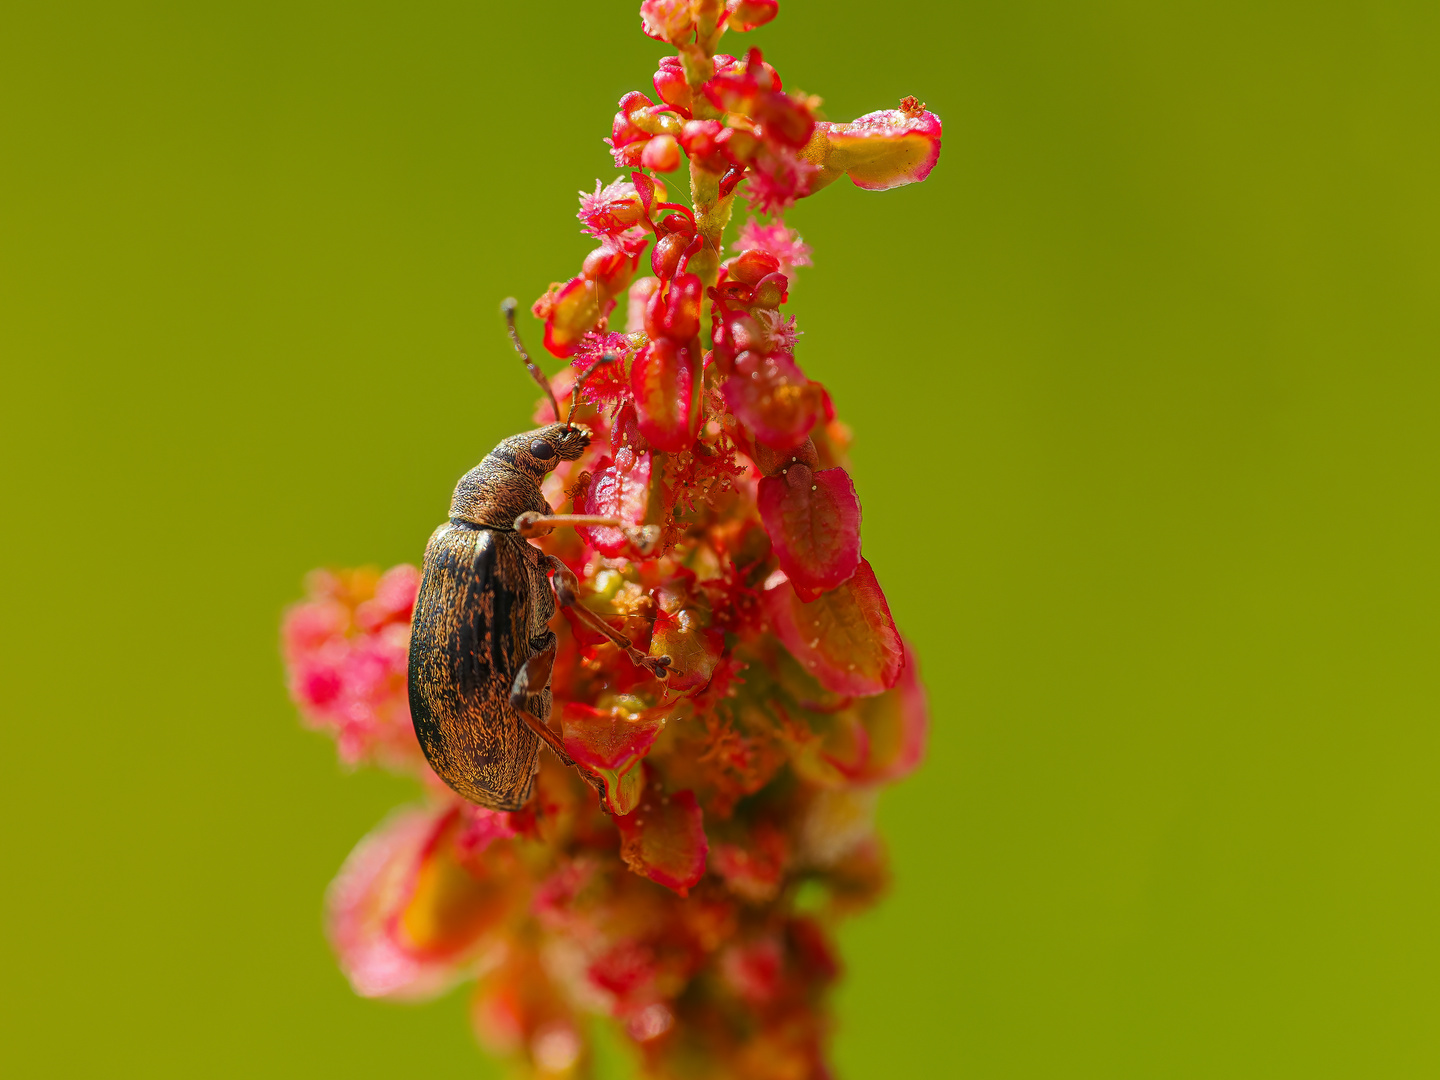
(529, 439), (557, 460)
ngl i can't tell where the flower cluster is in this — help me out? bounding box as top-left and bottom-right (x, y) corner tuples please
(283, 3), (939, 1077)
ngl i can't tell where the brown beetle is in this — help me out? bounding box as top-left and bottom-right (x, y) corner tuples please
(408, 300), (670, 810)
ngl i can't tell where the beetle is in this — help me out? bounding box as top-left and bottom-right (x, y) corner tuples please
(408, 299), (671, 811)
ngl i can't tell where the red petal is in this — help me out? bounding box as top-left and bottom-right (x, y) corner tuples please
(631, 337), (701, 452)
(579, 451), (651, 557)
(614, 767), (709, 895)
(725, 0), (779, 32)
(721, 350), (821, 453)
(711, 822), (788, 903)
(819, 108), (943, 191)
(648, 608), (725, 694)
(851, 638), (928, 783)
(757, 464), (861, 595)
(630, 169), (667, 222)
(560, 705), (667, 817)
(652, 57), (692, 116)
(786, 706), (871, 786)
(643, 273), (703, 341)
(764, 559), (904, 695)
(542, 276), (605, 358)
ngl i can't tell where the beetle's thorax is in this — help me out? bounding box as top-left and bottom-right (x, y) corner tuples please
(448, 423), (588, 530)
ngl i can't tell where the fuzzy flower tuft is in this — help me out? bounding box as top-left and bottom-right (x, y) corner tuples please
(736, 217), (812, 278)
(282, 565), (421, 769)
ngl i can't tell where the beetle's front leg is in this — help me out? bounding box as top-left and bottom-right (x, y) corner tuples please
(548, 557), (672, 681)
(514, 511), (661, 557)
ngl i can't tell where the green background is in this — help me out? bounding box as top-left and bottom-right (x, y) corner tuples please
(3, 0), (1437, 1076)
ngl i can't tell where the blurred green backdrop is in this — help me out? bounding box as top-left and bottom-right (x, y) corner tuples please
(3, 1), (1437, 1076)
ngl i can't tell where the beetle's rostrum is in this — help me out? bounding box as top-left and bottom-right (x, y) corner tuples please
(407, 306), (669, 811)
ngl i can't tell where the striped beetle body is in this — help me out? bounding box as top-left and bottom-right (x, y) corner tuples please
(407, 302), (670, 811)
(408, 424), (590, 809)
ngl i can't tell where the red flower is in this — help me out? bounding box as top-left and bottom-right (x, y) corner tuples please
(284, 1), (943, 1076)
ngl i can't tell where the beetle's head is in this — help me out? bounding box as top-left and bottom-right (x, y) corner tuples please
(517, 421), (591, 475)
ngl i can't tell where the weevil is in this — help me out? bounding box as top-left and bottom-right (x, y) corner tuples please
(408, 300), (672, 811)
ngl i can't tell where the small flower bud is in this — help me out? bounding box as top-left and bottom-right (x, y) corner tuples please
(725, 248), (781, 286)
(725, 0), (779, 32)
(644, 273), (703, 341)
(582, 245), (637, 297)
(651, 232), (689, 280)
(679, 119), (729, 174)
(541, 276), (605, 358)
(625, 276), (661, 333)
(578, 179), (646, 239)
(751, 270), (789, 309)
(641, 134), (682, 172)
(639, 0), (696, 45)
(652, 56), (692, 116)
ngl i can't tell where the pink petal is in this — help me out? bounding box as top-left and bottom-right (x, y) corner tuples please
(852, 638), (929, 783)
(631, 337), (701, 452)
(579, 452), (652, 557)
(614, 767), (709, 895)
(541, 276), (606, 359)
(648, 608), (725, 694)
(757, 464), (861, 597)
(560, 705), (668, 817)
(325, 807), (475, 1000)
(764, 559), (904, 696)
(818, 107), (943, 191)
(720, 350), (822, 453)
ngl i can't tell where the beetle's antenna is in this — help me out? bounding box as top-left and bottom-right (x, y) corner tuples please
(501, 298), (563, 424)
(567, 351), (617, 426)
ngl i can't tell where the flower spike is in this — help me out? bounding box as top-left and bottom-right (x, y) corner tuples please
(284, 3), (942, 1076)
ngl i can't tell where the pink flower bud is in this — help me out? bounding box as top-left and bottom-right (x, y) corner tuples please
(751, 270), (789, 309)
(625, 276), (661, 333)
(679, 119), (728, 173)
(725, 248), (780, 286)
(578, 178), (645, 239)
(579, 451), (652, 558)
(653, 56), (692, 116)
(644, 273), (703, 341)
(539, 276), (605, 358)
(639, 0), (695, 45)
(725, 0), (779, 33)
(736, 217), (813, 277)
(641, 134), (681, 172)
(651, 231), (689, 280)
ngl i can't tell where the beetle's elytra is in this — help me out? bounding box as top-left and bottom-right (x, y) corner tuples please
(407, 302), (668, 810)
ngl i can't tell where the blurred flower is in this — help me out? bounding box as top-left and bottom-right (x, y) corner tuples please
(284, 2), (941, 1076)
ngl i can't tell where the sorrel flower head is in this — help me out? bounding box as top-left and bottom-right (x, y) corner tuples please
(282, 4), (939, 1077)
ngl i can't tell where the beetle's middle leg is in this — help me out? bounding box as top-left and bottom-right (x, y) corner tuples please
(509, 634), (610, 806)
(547, 557), (672, 681)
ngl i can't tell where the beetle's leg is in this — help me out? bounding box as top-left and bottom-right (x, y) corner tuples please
(547, 557), (673, 681)
(509, 639), (611, 808)
(514, 511), (661, 557)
